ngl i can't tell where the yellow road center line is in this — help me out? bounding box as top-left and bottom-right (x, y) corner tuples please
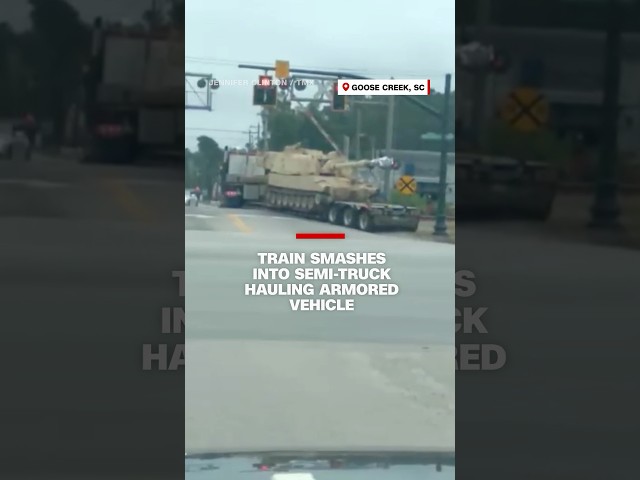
(102, 179), (155, 223)
(227, 213), (252, 233)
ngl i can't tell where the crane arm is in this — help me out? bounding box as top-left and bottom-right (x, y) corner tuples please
(298, 107), (342, 154)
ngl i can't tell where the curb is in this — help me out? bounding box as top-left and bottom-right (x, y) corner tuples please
(559, 182), (640, 194)
(419, 215), (455, 221)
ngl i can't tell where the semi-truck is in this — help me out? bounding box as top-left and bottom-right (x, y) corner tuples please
(219, 146), (420, 232)
(82, 22), (184, 163)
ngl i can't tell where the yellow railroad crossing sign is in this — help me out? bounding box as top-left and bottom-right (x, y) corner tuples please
(395, 175), (417, 195)
(500, 87), (549, 133)
(275, 60), (290, 79)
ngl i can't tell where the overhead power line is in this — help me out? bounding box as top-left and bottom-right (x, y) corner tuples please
(185, 127), (248, 133)
(185, 55), (453, 78)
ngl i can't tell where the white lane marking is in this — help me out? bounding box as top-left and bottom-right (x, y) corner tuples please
(0, 179), (70, 188)
(186, 212), (295, 221)
(233, 213), (299, 221)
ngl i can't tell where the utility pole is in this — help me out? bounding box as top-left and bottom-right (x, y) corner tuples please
(434, 74), (453, 236)
(384, 94), (395, 200)
(589, 0), (622, 229)
(355, 108), (362, 159)
(260, 110), (269, 151)
(471, 0), (491, 147)
(256, 123), (260, 149)
(343, 135), (350, 159)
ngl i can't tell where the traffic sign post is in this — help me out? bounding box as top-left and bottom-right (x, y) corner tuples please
(500, 87), (549, 132)
(395, 175), (417, 196)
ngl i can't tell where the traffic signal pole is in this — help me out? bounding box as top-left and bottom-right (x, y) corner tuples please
(434, 74), (453, 235)
(470, 0), (491, 147)
(238, 63), (453, 236)
(589, 0), (622, 229)
(384, 95), (396, 201)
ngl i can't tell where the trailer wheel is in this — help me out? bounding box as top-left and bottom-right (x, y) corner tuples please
(328, 205), (342, 224)
(357, 210), (374, 232)
(342, 207), (357, 228)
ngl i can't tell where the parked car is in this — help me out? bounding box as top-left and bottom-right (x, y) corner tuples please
(0, 133), (11, 159)
(0, 132), (31, 161)
(185, 190), (199, 206)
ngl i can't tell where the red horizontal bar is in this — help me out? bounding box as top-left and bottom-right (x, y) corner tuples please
(296, 232), (345, 239)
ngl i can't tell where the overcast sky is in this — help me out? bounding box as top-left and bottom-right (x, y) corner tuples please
(2, 0), (455, 150)
(185, 0), (455, 149)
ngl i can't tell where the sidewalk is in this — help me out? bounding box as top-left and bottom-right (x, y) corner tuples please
(415, 219), (456, 244)
(545, 192), (640, 249)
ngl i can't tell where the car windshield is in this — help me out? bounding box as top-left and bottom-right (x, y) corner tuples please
(185, 453), (454, 479)
(184, 0), (455, 468)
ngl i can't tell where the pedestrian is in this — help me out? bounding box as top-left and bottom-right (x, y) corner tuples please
(12, 113), (38, 160)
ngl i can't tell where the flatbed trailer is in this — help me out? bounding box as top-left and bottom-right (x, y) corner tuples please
(219, 149), (420, 232)
(260, 185), (420, 232)
(324, 200), (420, 232)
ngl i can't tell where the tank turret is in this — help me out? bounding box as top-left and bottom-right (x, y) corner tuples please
(261, 144), (387, 206)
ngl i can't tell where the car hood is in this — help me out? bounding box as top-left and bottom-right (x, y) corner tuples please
(186, 450), (454, 479)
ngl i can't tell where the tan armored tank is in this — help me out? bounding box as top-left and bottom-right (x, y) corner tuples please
(259, 143), (388, 211)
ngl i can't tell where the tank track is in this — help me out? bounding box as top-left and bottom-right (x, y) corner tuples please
(265, 186), (330, 215)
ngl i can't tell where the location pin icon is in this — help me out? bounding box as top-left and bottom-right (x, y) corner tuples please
(342, 82), (349, 91)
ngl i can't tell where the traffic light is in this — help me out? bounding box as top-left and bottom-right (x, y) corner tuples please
(253, 85), (277, 106)
(332, 82), (346, 111)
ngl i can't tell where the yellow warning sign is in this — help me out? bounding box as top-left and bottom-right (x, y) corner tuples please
(500, 87), (549, 133)
(395, 175), (417, 195)
(275, 60), (290, 79)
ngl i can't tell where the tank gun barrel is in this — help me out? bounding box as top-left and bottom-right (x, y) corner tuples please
(327, 156), (395, 170)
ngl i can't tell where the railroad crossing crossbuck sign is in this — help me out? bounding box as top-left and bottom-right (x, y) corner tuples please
(395, 175), (417, 195)
(500, 87), (549, 133)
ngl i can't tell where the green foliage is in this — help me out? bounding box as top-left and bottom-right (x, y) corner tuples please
(389, 191), (428, 211)
(185, 136), (223, 194)
(1, 0), (182, 139)
(484, 120), (572, 167)
(262, 91), (455, 155)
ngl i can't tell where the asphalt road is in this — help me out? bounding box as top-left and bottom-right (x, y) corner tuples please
(185, 202), (455, 454)
(0, 153), (184, 471)
(455, 207), (640, 477)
